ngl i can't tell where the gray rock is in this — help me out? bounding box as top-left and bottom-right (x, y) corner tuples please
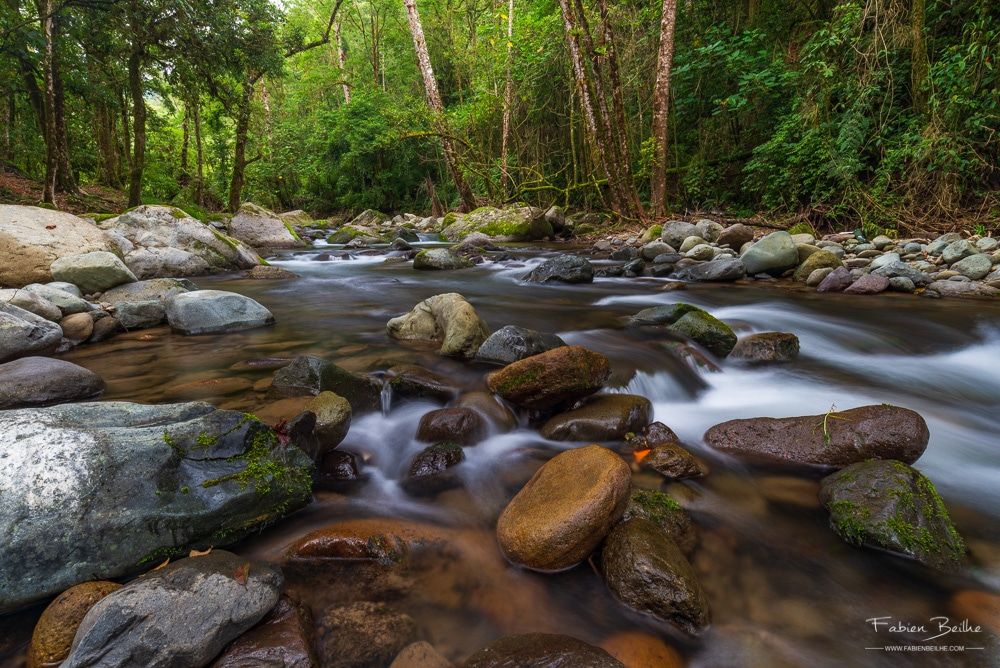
(806, 267), (834, 286)
(716, 223), (754, 250)
(0, 301), (63, 362)
(0, 288), (61, 321)
(903, 242), (924, 254)
(413, 248), (473, 271)
(660, 221), (698, 249)
(672, 257), (745, 282)
(63, 551), (282, 668)
(888, 277), (916, 293)
(926, 232), (963, 256)
(100, 277), (197, 304)
(729, 332), (800, 363)
(976, 237), (998, 252)
(525, 255), (594, 284)
(695, 219), (724, 242)
(0, 356), (104, 408)
(115, 300), (166, 329)
(844, 274), (889, 295)
(678, 236), (707, 253)
(951, 254), (992, 280)
(166, 290), (274, 335)
(23, 283), (94, 314)
(228, 202), (304, 249)
(476, 325), (566, 365)
(923, 281), (999, 299)
(0, 402), (311, 612)
(871, 235), (893, 250)
(869, 252), (901, 271)
(271, 356), (381, 412)
(740, 231), (798, 276)
(50, 251), (136, 294)
(941, 239), (978, 265)
(871, 261), (932, 286)
(640, 240), (675, 261)
(684, 243), (716, 261)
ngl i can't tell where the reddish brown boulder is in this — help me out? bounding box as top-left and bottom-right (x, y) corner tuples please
(212, 597), (317, 667)
(486, 346), (610, 411)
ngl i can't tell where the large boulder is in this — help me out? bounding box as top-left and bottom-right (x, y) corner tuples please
(465, 634), (624, 668)
(0, 357), (104, 409)
(50, 251), (136, 294)
(486, 345), (610, 411)
(496, 445), (631, 571)
(741, 231), (798, 276)
(672, 257), (746, 282)
(63, 552), (282, 668)
(386, 293), (489, 359)
(0, 402), (312, 612)
(704, 404), (929, 471)
(99, 277), (198, 305)
(166, 290), (275, 335)
(0, 302), (63, 362)
(475, 325), (566, 365)
(413, 248), (473, 271)
(820, 460), (965, 571)
(99, 206), (261, 278)
(600, 518), (710, 634)
(525, 255), (594, 284)
(668, 309), (737, 358)
(441, 206), (552, 242)
(0, 206), (114, 288)
(540, 395), (652, 441)
(228, 202), (304, 249)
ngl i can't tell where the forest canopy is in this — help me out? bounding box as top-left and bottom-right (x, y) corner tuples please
(1, 0), (997, 233)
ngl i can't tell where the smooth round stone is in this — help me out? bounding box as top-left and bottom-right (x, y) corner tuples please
(678, 236), (707, 253)
(951, 254), (992, 280)
(976, 237), (998, 252)
(806, 267), (834, 286)
(888, 277), (916, 292)
(59, 312), (94, 342)
(28, 581), (122, 668)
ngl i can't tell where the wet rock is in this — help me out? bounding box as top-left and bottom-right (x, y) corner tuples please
(704, 404), (929, 471)
(271, 356), (381, 412)
(949, 590), (1000, 636)
(456, 391), (518, 432)
(951, 254), (992, 280)
(166, 289), (275, 335)
(162, 377), (255, 401)
(540, 394), (652, 441)
(100, 206), (261, 278)
(100, 277), (197, 305)
(673, 257), (745, 282)
(307, 391), (352, 452)
(717, 223), (754, 250)
(644, 442), (708, 480)
(497, 445), (631, 571)
(59, 312), (94, 342)
(888, 277), (916, 293)
(386, 364), (459, 402)
(486, 345), (610, 411)
(0, 288), (61, 321)
(525, 255), (594, 284)
(228, 202), (304, 248)
(815, 266), (855, 293)
(390, 641), (453, 668)
(27, 581), (122, 668)
(729, 332), (800, 363)
(0, 357), (104, 409)
(0, 402), (311, 612)
(793, 250), (842, 282)
(465, 633), (624, 668)
(50, 251), (136, 294)
(820, 460), (965, 571)
(600, 518), (710, 634)
(923, 281), (999, 299)
(316, 601), (419, 668)
(414, 248), (474, 270)
(622, 489), (697, 556)
(476, 325), (566, 365)
(629, 303), (701, 327)
(246, 265), (299, 280)
(741, 231), (798, 276)
(212, 596), (317, 668)
(115, 299), (166, 329)
(660, 221), (699, 249)
(63, 552), (282, 668)
(441, 206), (552, 242)
(387, 293), (490, 359)
(89, 315), (124, 342)
(599, 631), (683, 668)
(843, 274), (889, 295)
(403, 442), (465, 496)
(417, 407), (488, 445)
(315, 450), (363, 491)
(668, 310), (737, 358)
(870, 261), (932, 286)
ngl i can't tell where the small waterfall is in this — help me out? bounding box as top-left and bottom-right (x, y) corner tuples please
(380, 379), (393, 416)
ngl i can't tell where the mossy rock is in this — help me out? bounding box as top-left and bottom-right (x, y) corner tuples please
(441, 206), (553, 242)
(623, 489), (696, 556)
(819, 459), (966, 572)
(668, 310), (737, 358)
(326, 226), (367, 244)
(630, 303), (704, 327)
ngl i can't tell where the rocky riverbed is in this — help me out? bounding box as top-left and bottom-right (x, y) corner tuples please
(0, 203), (998, 667)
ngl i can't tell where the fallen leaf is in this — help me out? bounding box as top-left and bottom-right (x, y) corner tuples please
(189, 547), (212, 558)
(233, 562), (250, 586)
(151, 558), (170, 571)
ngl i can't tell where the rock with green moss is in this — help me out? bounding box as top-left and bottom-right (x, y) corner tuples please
(819, 460), (966, 571)
(441, 206), (553, 242)
(326, 225), (369, 244)
(413, 248), (473, 271)
(793, 249), (843, 282)
(622, 489), (697, 556)
(668, 310), (737, 358)
(486, 345), (610, 410)
(629, 303), (702, 327)
(0, 401), (313, 613)
(228, 202), (305, 249)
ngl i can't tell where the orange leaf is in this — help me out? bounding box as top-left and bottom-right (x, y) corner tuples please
(233, 562), (250, 586)
(151, 558), (170, 571)
(189, 547), (212, 558)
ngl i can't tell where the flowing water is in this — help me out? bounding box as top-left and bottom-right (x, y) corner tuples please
(5, 243), (999, 666)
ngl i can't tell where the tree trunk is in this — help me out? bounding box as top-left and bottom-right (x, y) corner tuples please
(910, 0), (928, 115)
(51, 13), (77, 194)
(402, 0), (477, 211)
(118, 88), (131, 188)
(40, 0), (58, 204)
(227, 81), (254, 213)
(336, 20), (351, 103)
(127, 43), (146, 207)
(500, 0), (515, 193)
(2, 95), (11, 161)
(180, 102), (190, 185)
(650, 0), (678, 217)
(95, 102), (119, 186)
(193, 100), (204, 205)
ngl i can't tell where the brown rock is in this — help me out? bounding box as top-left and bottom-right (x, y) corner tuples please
(316, 601), (418, 668)
(497, 445), (631, 571)
(28, 581), (121, 668)
(212, 597), (317, 668)
(644, 442), (708, 480)
(255, 397), (312, 426)
(949, 590), (1000, 635)
(844, 274), (889, 295)
(704, 404), (929, 471)
(307, 391), (352, 451)
(465, 634), (624, 668)
(486, 346), (611, 411)
(246, 265), (299, 280)
(540, 394), (652, 442)
(416, 407), (488, 445)
(59, 312), (94, 342)
(716, 224), (754, 250)
(599, 631), (684, 668)
(389, 641), (454, 668)
(456, 391), (517, 432)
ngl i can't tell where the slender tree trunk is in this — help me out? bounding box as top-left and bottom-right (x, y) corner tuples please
(228, 81), (254, 213)
(180, 103), (190, 185)
(500, 0), (515, 192)
(651, 0), (678, 217)
(39, 0), (58, 204)
(2, 95), (11, 161)
(336, 20), (351, 103)
(402, 0), (476, 211)
(910, 0), (928, 115)
(193, 100), (204, 205)
(118, 88), (131, 187)
(51, 14), (77, 194)
(127, 44), (146, 207)
(95, 102), (119, 186)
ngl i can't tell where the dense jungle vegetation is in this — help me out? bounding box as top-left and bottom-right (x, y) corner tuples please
(1, 0), (997, 234)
